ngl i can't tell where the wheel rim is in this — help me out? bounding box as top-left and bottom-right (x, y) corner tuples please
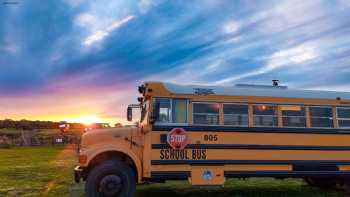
(98, 174), (123, 196)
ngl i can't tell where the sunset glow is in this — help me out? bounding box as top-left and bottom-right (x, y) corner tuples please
(1, 0), (350, 125)
(66, 115), (102, 125)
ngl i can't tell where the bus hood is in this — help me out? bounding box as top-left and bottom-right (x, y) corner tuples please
(80, 127), (136, 148)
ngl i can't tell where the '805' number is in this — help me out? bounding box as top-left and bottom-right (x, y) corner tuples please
(204, 134), (218, 142)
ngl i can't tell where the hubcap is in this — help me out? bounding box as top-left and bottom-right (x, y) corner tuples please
(99, 175), (122, 196)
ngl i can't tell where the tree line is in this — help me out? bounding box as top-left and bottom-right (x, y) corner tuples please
(0, 119), (87, 130)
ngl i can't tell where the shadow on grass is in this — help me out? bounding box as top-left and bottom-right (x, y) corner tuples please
(136, 179), (345, 197)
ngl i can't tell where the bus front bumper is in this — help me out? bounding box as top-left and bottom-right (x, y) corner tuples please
(74, 166), (85, 183)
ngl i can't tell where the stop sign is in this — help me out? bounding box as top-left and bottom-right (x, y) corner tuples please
(167, 128), (188, 150)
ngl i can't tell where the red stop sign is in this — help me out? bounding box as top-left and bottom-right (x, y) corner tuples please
(167, 128), (188, 150)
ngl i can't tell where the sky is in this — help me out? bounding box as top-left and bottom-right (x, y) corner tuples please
(1, 0), (350, 125)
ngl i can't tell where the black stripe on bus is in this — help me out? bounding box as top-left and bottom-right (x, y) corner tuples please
(150, 171), (350, 180)
(151, 171), (190, 180)
(223, 171), (350, 178)
(151, 160), (350, 165)
(151, 144), (350, 151)
(152, 125), (350, 134)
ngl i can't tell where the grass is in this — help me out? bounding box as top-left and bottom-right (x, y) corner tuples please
(0, 146), (347, 197)
(0, 145), (84, 197)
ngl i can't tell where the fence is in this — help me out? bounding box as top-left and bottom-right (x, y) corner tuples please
(0, 134), (80, 148)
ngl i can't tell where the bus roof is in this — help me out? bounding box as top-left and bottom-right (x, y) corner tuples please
(160, 82), (350, 100)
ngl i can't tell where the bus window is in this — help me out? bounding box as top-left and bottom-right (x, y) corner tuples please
(153, 98), (171, 123)
(337, 107), (350, 128)
(172, 99), (187, 123)
(253, 105), (278, 127)
(281, 105), (306, 128)
(193, 103), (220, 125)
(153, 98), (188, 124)
(309, 106), (333, 128)
(223, 104), (248, 126)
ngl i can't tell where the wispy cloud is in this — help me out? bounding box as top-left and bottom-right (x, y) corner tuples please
(1, 0), (350, 123)
(223, 20), (240, 34)
(81, 15), (135, 46)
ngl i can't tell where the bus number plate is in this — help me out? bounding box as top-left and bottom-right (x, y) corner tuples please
(204, 134), (218, 142)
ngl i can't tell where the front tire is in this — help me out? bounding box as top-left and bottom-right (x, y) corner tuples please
(85, 161), (136, 197)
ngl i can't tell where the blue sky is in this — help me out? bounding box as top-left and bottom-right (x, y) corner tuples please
(1, 0), (350, 123)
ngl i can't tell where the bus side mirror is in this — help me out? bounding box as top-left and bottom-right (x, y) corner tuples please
(127, 107), (132, 121)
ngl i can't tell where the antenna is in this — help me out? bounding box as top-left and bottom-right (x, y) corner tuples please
(272, 80), (279, 87)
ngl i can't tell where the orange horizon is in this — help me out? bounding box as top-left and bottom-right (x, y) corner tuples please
(0, 115), (128, 126)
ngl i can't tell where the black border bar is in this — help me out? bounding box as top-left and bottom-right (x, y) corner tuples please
(150, 171), (350, 180)
(151, 160), (350, 165)
(152, 125), (350, 134)
(152, 144), (350, 151)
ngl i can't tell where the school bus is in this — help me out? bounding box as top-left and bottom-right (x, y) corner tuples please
(74, 81), (350, 197)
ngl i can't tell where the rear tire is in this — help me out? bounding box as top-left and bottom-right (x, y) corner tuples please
(85, 161), (136, 197)
(343, 178), (350, 193)
(304, 177), (336, 189)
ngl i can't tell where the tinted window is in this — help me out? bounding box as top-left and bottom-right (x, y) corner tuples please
(337, 107), (350, 128)
(337, 108), (350, 119)
(253, 105), (278, 127)
(281, 106), (306, 128)
(338, 120), (350, 127)
(253, 105), (277, 115)
(193, 103), (220, 114)
(193, 103), (220, 125)
(310, 107), (332, 117)
(223, 104), (248, 126)
(310, 107), (333, 128)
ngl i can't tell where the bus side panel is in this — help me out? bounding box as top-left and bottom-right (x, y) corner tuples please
(150, 131), (350, 179)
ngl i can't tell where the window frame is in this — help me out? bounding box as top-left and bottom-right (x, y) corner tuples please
(152, 97), (189, 126)
(140, 100), (150, 123)
(309, 105), (334, 128)
(336, 107), (350, 128)
(192, 102), (221, 126)
(222, 103), (249, 127)
(252, 104), (279, 127)
(280, 105), (307, 128)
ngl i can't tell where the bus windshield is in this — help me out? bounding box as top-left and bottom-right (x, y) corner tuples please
(152, 98), (188, 125)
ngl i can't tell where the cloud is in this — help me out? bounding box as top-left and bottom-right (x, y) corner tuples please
(213, 43), (319, 85)
(306, 84), (350, 92)
(223, 21), (240, 34)
(82, 15), (135, 46)
(1, 0), (350, 124)
(75, 13), (98, 31)
(138, 0), (161, 14)
(266, 44), (318, 70)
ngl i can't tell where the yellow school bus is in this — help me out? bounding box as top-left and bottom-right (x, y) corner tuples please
(74, 81), (350, 197)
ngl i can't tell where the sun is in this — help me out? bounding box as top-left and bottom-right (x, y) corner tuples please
(71, 115), (101, 125)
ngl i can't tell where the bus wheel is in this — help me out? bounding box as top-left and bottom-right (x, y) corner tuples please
(85, 161), (136, 197)
(344, 178), (350, 192)
(304, 178), (336, 189)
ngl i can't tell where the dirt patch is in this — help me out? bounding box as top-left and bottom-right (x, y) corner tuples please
(49, 145), (77, 168)
(43, 180), (57, 195)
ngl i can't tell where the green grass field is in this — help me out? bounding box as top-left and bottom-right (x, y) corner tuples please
(0, 146), (347, 197)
